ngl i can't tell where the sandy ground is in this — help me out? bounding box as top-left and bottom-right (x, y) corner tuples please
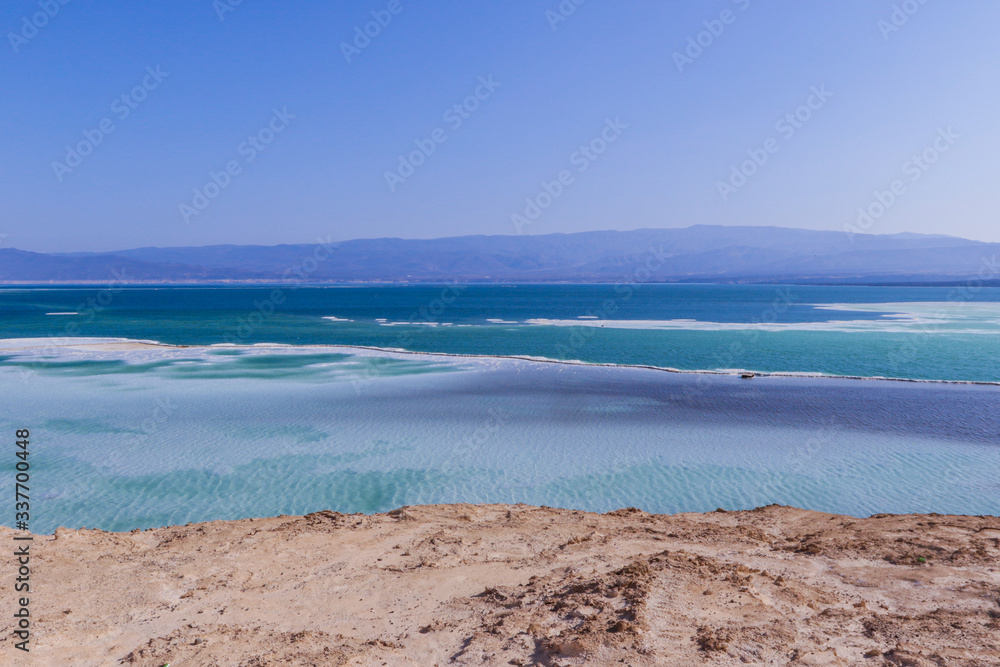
(2, 504), (999, 666)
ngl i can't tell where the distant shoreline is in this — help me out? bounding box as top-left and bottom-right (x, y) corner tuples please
(3, 280), (1000, 287)
(3, 225), (998, 286)
(4, 336), (1000, 387)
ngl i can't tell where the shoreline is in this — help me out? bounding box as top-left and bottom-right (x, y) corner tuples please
(3, 503), (997, 665)
(6, 335), (1000, 533)
(10, 500), (1000, 539)
(3, 336), (1000, 387)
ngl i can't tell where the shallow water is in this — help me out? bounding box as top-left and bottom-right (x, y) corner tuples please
(2, 284), (999, 382)
(1, 341), (997, 532)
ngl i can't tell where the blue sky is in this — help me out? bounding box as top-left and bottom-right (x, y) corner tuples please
(2, 0), (998, 252)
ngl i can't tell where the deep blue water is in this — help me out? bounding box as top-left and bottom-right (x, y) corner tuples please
(1, 284), (999, 381)
(2, 284), (999, 531)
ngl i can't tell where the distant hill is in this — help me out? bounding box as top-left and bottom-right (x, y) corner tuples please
(2, 226), (997, 284)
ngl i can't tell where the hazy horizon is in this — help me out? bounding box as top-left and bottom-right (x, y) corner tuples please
(5, 223), (991, 256)
(4, 1), (999, 252)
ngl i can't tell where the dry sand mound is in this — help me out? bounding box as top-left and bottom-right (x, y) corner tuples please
(2, 504), (999, 665)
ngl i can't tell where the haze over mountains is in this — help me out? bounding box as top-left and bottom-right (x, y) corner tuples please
(1, 226), (997, 284)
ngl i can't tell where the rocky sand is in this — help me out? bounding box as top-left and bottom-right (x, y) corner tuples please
(2, 504), (999, 666)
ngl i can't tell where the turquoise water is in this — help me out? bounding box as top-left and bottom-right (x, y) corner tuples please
(0, 342), (997, 532)
(1, 284), (998, 531)
(2, 284), (1000, 381)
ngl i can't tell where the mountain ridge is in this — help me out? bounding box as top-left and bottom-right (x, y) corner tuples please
(3, 226), (997, 284)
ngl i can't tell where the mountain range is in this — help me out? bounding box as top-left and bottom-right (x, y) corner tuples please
(1, 226), (997, 284)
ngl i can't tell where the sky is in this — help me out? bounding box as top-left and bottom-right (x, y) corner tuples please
(2, 0), (998, 252)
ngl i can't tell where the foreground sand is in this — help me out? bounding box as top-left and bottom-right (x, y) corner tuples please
(2, 504), (999, 666)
